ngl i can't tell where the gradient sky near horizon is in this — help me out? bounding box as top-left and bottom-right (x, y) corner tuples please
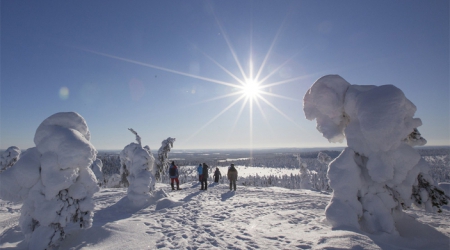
(1, 0), (449, 150)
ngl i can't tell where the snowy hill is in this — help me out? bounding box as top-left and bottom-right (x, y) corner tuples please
(1, 182), (449, 249)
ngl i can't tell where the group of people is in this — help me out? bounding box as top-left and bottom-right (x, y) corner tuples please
(168, 161), (238, 191)
(197, 163), (238, 191)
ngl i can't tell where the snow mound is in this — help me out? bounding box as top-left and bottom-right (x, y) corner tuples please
(155, 198), (184, 211)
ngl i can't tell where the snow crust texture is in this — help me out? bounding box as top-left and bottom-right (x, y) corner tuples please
(304, 75), (435, 234)
(0, 112), (99, 249)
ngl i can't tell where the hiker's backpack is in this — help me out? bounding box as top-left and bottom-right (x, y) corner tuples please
(169, 166), (177, 176)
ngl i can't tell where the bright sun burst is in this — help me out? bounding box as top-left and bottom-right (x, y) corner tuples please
(241, 78), (261, 99)
(82, 10), (307, 156)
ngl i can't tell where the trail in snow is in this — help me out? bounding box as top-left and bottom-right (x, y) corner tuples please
(151, 182), (329, 249)
(1, 182), (449, 249)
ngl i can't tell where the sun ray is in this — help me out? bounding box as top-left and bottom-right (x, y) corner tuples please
(183, 95), (247, 144)
(249, 95), (254, 159)
(189, 91), (242, 106)
(257, 95), (304, 130)
(260, 73), (316, 89)
(253, 95), (274, 132)
(211, 9), (248, 81)
(80, 48), (242, 89)
(249, 10), (254, 82)
(231, 98), (248, 134)
(258, 90), (300, 102)
(255, 97), (277, 144)
(257, 51), (301, 84)
(197, 49), (246, 86)
(254, 13), (290, 82)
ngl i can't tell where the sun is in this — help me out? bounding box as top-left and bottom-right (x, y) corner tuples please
(241, 78), (262, 99)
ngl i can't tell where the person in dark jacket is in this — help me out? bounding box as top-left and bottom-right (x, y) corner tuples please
(213, 167), (222, 183)
(201, 163), (209, 190)
(227, 163), (238, 191)
(169, 161), (181, 190)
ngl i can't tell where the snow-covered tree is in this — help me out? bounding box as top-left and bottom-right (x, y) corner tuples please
(0, 146), (21, 172)
(155, 137), (176, 181)
(90, 158), (104, 186)
(119, 129), (156, 206)
(297, 155), (312, 189)
(0, 112), (98, 249)
(106, 174), (121, 188)
(412, 173), (449, 213)
(303, 75), (449, 234)
(316, 152), (332, 191)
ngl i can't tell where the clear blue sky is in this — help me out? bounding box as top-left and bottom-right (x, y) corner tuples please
(1, 0), (449, 150)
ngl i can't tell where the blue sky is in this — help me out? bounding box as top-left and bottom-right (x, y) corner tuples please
(1, 0), (449, 150)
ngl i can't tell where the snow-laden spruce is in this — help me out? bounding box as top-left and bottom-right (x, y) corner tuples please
(119, 129), (156, 206)
(315, 152), (332, 191)
(90, 158), (104, 186)
(0, 146), (21, 172)
(303, 75), (449, 234)
(297, 155), (312, 189)
(155, 137), (176, 181)
(0, 112), (99, 249)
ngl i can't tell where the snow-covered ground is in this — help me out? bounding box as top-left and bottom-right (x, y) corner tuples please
(1, 181), (449, 249)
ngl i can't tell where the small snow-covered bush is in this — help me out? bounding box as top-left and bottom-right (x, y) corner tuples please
(0, 146), (21, 172)
(0, 112), (99, 249)
(303, 75), (449, 234)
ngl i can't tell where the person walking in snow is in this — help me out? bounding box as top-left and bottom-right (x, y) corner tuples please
(213, 167), (221, 183)
(169, 161), (181, 190)
(201, 163), (209, 190)
(227, 163), (238, 191)
(197, 163), (203, 183)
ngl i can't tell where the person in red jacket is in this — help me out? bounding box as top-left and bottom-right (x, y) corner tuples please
(169, 161), (180, 190)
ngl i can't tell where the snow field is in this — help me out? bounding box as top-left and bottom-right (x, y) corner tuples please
(1, 181), (449, 249)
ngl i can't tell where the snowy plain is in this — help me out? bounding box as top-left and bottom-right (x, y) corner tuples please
(1, 164), (449, 250)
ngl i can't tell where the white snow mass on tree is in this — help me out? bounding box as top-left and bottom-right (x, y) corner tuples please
(0, 112), (99, 249)
(90, 158), (104, 186)
(303, 75), (448, 234)
(297, 155), (312, 189)
(120, 129), (156, 206)
(156, 137), (176, 180)
(0, 146), (21, 172)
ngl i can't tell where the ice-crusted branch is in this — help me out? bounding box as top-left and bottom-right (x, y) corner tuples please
(128, 128), (141, 146)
